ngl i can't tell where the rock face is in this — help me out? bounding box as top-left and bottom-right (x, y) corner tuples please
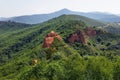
(68, 30), (86, 44)
(85, 28), (97, 37)
(68, 28), (102, 44)
(43, 31), (62, 48)
(43, 28), (102, 48)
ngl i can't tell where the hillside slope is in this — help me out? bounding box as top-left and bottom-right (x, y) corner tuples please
(52, 15), (105, 26)
(103, 23), (120, 35)
(0, 21), (31, 37)
(0, 15), (120, 80)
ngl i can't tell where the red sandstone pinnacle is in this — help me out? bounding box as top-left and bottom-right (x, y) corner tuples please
(43, 31), (62, 48)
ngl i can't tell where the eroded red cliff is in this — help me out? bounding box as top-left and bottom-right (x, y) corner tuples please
(68, 28), (102, 44)
(43, 31), (62, 48)
(68, 30), (86, 44)
(85, 28), (97, 37)
(43, 28), (103, 48)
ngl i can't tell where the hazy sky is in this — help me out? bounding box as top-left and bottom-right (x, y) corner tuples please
(0, 0), (120, 17)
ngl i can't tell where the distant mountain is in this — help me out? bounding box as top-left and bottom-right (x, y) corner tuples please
(0, 17), (8, 21)
(1, 9), (120, 24)
(54, 9), (120, 23)
(9, 9), (77, 24)
(117, 14), (120, 16)
(77, 12), (120, 22)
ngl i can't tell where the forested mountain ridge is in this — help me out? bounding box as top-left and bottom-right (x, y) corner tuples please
(103, 23), (120, 35)
(0, 21), (31, 30)
(0, 15), (120, 80)
(0, 21), (31, 37)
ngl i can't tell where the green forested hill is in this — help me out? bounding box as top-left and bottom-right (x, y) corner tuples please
(0, 15), (120, 80)
(48, 15), (105, 26)
(103, 23), (120, 35)
(0, 21), (31, 38)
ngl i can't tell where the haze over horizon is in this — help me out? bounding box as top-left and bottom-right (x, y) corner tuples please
(0, 0), (120, 17)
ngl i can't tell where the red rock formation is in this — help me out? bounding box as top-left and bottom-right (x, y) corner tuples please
(43, 31), (62, 48)
(68, 28), (103, 44)
(68, 30), (86, 44)
(85, 28), (97, 37)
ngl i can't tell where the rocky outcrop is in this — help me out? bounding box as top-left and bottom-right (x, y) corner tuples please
(85, 28), (103, 37)
(68, 28), (102, 44)
(43, 29), (103, 47)
(68, 30), (86, 44)
(43, 31), (62, 48)
(85, 28), (97, 37)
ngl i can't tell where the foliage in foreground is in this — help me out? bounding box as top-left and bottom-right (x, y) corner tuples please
(19, 54), (120, 80)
